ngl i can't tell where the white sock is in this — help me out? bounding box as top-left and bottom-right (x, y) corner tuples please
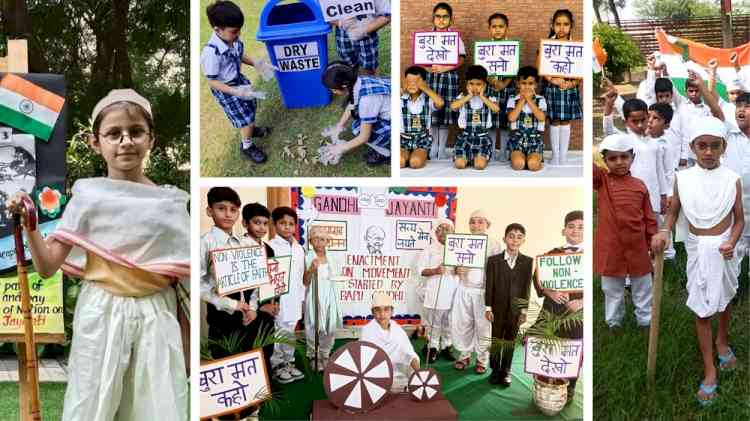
(549, 126), (560, 165)
(499, 129), (509, 161)
(488, 130), (498, 160)
(429, 128), (440, 160)
(438, 127), (449, 160)
(559, 125), (571, 164)
(241, 138), (253, 149)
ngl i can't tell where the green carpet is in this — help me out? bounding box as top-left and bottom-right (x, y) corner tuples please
(260, 339), (583, 420)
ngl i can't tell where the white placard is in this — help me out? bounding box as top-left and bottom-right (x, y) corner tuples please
(442, 233), (488, 268)
(211, 246), (269, 296)
(394, 220), (432, 250)
(538, 40), (585, 79)
(296, 187), (456, 325)
(413, 31), (460, 66)
(274, 42), (321, 72)
(524, 337), (583, 379)
(318, 0), (376, 22)
(199, 349), (271, 418)
(474, 41), (521, 76)
(308, 220), (348, 251)
(259, 255), (292, 301)
(536, 253), (584, 292)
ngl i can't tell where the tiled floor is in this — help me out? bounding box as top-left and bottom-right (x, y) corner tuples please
(0, 357), (67, 382)
(402, 150), (584, 177)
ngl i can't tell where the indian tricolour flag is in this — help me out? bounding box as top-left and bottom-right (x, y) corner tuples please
(656, 29), (749, 102)
(592, 37), (607, 74)
(0, 74), (64, 141)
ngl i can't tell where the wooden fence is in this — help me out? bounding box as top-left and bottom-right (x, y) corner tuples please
(607, 14), (750, 53)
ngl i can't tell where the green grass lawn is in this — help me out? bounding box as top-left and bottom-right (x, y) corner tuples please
(593, 241), (750, 419)
(199, 0), (391, 177)
(0, 383), (65, 420)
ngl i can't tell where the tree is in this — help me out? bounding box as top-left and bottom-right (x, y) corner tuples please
(0, 0), (189, 191)
(633, 0), (719, 19)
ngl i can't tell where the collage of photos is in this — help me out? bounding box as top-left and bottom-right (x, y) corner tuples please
(0, 0), (748, 420)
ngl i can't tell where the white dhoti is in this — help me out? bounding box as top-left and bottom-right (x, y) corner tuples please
(451, 286), (491, 365)
(685, 228), (739, 318)
(62, 282), (188, 421)
(422, 308), (452, 349)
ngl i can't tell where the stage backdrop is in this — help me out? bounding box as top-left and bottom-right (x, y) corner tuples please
(292, 186), (457, 327)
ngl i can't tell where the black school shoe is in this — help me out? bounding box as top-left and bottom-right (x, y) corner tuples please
(241, 143), (267, 164)
(489, 372), (503, 385)
(428, 347), (439, 364)
(252, 126), (272, 138)
(440, 347), (456, 361)
(501, 374), (512, 387)
(366, 149), (389, 166)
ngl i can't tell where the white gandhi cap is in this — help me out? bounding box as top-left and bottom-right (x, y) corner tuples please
(598, 133), (634, 153)
(91, 89), (152, 123)
(371, 292), (393, 308)
(690, 116), (726, 142)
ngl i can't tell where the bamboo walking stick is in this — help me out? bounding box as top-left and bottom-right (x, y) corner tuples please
(647, 251), (665, 388)
(314, 267), (320, 373)
(14, 195), (41, 420)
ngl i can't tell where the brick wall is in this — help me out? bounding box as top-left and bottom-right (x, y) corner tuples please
(400, 0), (584, 150)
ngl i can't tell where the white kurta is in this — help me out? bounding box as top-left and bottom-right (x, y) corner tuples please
(417, 242), (459, 310)
(268, 236), (306, 368)
(452, 237), (499, 364)
(361, 320), (419, 392)
(630, 136), (670, 213)
(267, 236), (306, 323)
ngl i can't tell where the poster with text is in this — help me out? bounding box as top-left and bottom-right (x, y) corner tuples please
(293, 187), (457, 327)
(211, 246), (269, 296)
(0, 271), (64, 334)
(199, 348), (271, 419)
(524, 336), (583, 379)
(538, 40), (584, 79)
(443, 233), (488, 269)
(535, 253), (583, 293)
(413, 31), (460, 66)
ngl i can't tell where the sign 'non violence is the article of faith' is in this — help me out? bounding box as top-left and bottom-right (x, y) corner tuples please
(535, 252), (583, 292)
(211, 246), (269, 296)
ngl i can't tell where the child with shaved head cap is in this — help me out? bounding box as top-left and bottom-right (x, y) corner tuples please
(452, 209), (501, 373)
(653, 116), (743, 406)
(594, 134), (656, 333)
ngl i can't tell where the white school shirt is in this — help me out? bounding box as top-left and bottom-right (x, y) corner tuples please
(201, 32), (244, 84)
(268, 236), (306, 323)
(200, 226), (248, 313)
(456, 95), (496, 129)
(507, 94), (548, 132)
(353, 78), (391, 122)
(417, 242), (459, 310)
(721, 99), (738, 131)
(721, 120), (750, 238)
(400, 93), (436, 133)
(462, 237), (501, 289)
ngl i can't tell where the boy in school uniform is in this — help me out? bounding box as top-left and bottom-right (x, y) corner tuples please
(201, 194), (278, 375)
(267, 207), (306, 384)
(450, 65), (501, 170)
(485, 223), (533, 387)
(533, 211), (583, 402)
(653, 117), (743, 406)
(201, 1), (274, 164)
(333, 0), (390, 75)
(507, 66), (547, 171)
(401, 65), (445, 169)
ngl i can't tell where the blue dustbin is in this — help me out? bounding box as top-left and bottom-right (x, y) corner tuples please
(257, 0), (332, 109)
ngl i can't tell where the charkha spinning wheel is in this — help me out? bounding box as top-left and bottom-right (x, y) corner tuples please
(323, 340), (394, 413)
(407, 368), (442, 401)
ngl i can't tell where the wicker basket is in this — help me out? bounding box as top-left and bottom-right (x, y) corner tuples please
(533, 375), (569, 416)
